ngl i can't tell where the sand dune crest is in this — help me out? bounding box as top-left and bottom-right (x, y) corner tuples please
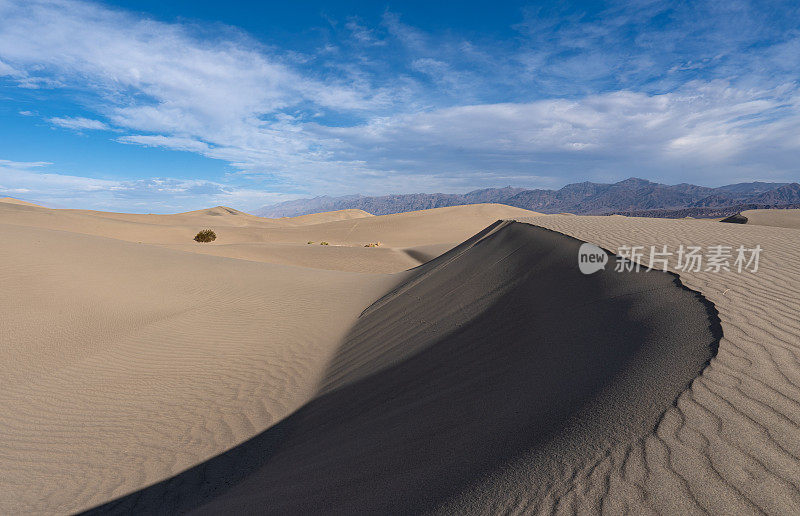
(87, 221), (719, 514)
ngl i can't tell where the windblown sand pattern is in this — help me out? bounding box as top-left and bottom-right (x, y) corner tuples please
(0, 201), (538, 514)
(741, 208), (800, 230)
(4, 198), (798, 514)
(0, 224), (395, 514)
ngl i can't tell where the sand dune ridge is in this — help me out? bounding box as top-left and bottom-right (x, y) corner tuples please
(87, 221), (719, 514)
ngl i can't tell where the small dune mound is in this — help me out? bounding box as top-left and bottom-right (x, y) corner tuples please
(181, 206), (249, 217)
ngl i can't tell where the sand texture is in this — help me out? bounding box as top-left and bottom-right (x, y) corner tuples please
(4, 199), (799, 514)
(0, 222), (396, 514)
(0, 201), (537, 273)
(0, 201), (538, 513)
(741, 208), (800, 230)
(276, 208), (374, 225)
(87, 221), (719, 514)
(442, 214), (800, 515)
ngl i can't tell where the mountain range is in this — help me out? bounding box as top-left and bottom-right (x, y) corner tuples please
(256, 178), (800, 218)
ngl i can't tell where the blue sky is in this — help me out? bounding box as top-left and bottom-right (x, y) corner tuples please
(0, 0), (799, 212)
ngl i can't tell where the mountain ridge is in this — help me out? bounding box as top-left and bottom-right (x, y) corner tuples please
(256, 178), (798, 218)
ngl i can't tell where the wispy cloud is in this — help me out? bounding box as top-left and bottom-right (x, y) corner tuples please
(0, 158), (52, 168)
(346, 18), (386, 46)
(49, 116), (110, 131)
(0, 159), (293, 212)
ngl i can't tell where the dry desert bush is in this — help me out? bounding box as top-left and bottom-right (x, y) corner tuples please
(194, 229), (217, 243)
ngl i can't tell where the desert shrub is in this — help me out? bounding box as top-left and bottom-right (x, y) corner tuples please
(307, 241), (314, 244)
(320, 241), (329, 245)
(364, 242), (382, 247)
(194, 229), (217, 243)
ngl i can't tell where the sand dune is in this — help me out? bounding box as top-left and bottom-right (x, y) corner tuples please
(277, 208), (373, 225)
(741, 208), (800, 230)
(0, 196), (44, 207)
(87, 221), (719, 514)
(59, 205), (279, 229)
(0, 222), (396, 514)
(272, 203), (541, 248)
(449, 214), (800, 515)
(6, 202), (799, 514)
(0, 201), (539, 513)
(161, 241), (422, 273)
(0, 201), (539, 272)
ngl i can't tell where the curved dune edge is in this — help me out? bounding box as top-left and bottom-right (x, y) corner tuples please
(84, 221), (721, 515)
(445, 215), (800, 515)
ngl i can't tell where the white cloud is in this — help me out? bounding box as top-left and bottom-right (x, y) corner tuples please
(0, 159), (295, 212)
(310, 82), (800, 185)
(117, 134), (212, 153)
(0, 158), (52, 168)
(346, 18), (385, 46)
(49, 116), (110, 131)
(0, 160), (118, 194)
(0, 58), (20, 76)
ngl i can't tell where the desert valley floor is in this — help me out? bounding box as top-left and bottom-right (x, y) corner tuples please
(2, 198), (800, 514)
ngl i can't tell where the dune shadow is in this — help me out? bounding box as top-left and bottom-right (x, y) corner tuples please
(85, 221), (720, 515)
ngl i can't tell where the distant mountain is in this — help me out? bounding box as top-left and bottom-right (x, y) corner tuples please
(612, 202), (800, 219)
(256, 188), (521, 217)
(256, 179), (798, 218)
(749, 183), (800, 204)
(256, 194), (366, 218)
(715, 181), (791, 196)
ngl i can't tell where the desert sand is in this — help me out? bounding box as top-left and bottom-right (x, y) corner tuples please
(464, 214), (800, 515)
(740, 208), (800, 230)
(90, 221), (720, 515)
(0, 199), (536, 513)
(0, 200), (534, 273)
(3, 198), (799, 514)
(275, 208), (373, 225)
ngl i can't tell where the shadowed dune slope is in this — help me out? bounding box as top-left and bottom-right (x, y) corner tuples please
(88, 221), (720, 515)
(468, 215), (800, 515)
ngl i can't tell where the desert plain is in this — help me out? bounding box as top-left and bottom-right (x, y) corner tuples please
(2, 197), (800, 514)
